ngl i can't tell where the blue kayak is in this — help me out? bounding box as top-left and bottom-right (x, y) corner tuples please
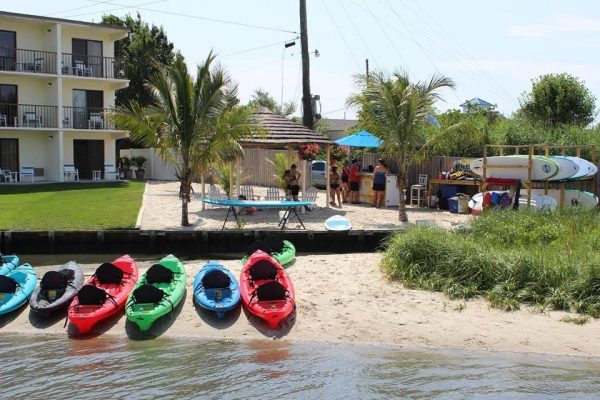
(0, 255), (20, 275)
(193, 261), (240, 319)
(0, 263), (37, 316)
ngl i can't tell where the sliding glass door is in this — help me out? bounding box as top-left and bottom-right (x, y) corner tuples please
(0, 84), (17, 127)
(0, 139), (18, 172)
(72, 38), (103, 78)
(0, 30), (16, 71)
(72, 89), (103, 129)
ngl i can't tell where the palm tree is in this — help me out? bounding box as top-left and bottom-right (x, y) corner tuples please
(347, 71), (482, 221)
(112, 52), (256, 226)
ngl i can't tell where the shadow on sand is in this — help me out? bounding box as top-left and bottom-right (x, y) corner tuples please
(0, 303), (28, 328)
(192, 297), (241, 329)
(28, 307), (69, 329)
(125, 289), (187, 340)
(242, 306), (296, 339)
(67, 309), (125, 339)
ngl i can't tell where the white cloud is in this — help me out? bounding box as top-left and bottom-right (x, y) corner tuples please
(508, 16), (600, 38)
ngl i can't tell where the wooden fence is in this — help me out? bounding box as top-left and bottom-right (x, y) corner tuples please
(241, 148), (290, 187)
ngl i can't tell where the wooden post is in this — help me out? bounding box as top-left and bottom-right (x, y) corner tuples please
(482, 145), (488, 191)
(236, 157), (241, 198)
(326, 144), (331, 207)
(527, 145), (533, 206)
(544, 144), (550, 195)
(201, 169), (206, 210)
(229, 161), (233, 199)
(287, 145), (293, 166)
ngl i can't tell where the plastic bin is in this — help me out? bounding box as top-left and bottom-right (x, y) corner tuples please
(448, 196), (459, 213)
(441, 185), (458, 199)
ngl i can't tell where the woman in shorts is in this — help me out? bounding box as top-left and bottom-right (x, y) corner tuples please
(329, 165), (342, 207)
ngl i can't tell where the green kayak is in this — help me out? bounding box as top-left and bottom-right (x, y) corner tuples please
(242, 239), (296, 266)
(126, 254), (187, 332)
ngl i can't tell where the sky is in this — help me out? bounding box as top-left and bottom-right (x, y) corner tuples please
(5, 0), (600, 120)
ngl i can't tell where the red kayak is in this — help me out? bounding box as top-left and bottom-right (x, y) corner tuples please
(240, 250), (295, 329)
(68, 255), (138, 334)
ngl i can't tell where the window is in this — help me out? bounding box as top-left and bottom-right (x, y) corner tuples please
(0, 30), (16, 71)
(312, 162), (325, 172)
(72, 38), (103, 77)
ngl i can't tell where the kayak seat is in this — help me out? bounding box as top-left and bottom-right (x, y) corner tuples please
(202, 270), (231, 289)
(95, 263), (124, 285)
(132, 284), (165, 304)
(246, 238), (285, 256)
(0, 275), (18, 293)
(256, 281), (287, 301)
(40, 270), (72, 301)
(77, 285), (112, 306)
(249, 260), (279, 281)
(146, 264), (174, 284)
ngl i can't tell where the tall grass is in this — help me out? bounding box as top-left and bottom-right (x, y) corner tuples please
(382, 209), (600, 316)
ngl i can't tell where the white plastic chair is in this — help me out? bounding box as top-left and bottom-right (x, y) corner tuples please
(265, 187), (283, 201)
(206, 184), (228, 208)
(104, 165), (120, 180)
(63, 165), (79, 181)
(0, 169), (11, 183)
(88, 112), (104, 129)
(410, 174), (428, 207)
(302, 186), (319, 211)
(21, 166), (35, 183)
(239, 185), (261, 201)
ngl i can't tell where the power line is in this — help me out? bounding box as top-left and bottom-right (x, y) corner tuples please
(404, 0), (516, 103)
(49, 0), (120, 16)
(338, 0), (378, 70)
(62, 0), (168, 18)
(357, 0), (412, 77)
(320, 0), (362, 70)
(221, 38), (299, 58)
(369, 0), (514, 107)
(64, 0), (297, 34)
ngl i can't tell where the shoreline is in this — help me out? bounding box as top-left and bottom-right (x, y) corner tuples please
(1, 253), (599, 358)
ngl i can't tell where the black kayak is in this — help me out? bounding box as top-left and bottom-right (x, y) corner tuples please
(29, 261), (85, 317)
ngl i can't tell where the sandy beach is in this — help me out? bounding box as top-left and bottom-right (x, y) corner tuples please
(1, 253), (599, 358)
(139, 181), (472, 231)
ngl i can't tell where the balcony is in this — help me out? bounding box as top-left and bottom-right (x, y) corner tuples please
(0, 48), (57, 75)
(0, 103), (58, 128)
(61, 53), (127, 80)
(63, 106), (116, 130)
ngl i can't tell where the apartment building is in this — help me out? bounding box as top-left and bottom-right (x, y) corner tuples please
(0, 11), (129, 181)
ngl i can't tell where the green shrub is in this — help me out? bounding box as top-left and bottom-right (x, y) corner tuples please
(382, 209), (600, 317)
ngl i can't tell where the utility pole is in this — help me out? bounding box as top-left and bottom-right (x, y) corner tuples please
(365, 58), (369, 77)
(300, 0), (313, 130)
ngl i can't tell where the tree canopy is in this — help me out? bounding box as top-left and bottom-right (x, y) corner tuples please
(102, 13), (175, 107)
(247, 89), (296, 117)
(519, 73), (596, 128)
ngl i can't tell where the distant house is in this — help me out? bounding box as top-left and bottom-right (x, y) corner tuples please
(460, 98), (496, 113)
(324, 118), (358, 141)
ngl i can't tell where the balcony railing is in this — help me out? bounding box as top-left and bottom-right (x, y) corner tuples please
(61, 53), (127, 80)
(0, 47), (57, 74)
(0, 103), (58, 128)
(63, 106), (115, 130)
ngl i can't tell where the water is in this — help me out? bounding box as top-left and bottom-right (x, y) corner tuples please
(1, 334), (599, 399)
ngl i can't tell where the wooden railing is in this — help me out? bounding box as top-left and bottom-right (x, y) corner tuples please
(0, 47), (57, 74)
(61, 53), (127, 79)
(62, 106), (115, 130)
(0, 103), (58, 128)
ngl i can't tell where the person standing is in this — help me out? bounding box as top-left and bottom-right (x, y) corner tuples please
(349, 159), (361, 204)
(341, 159), (350, 203)
(372, 159), (388, 208)
(329, 165), (342, 207)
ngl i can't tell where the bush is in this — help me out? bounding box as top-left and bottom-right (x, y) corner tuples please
(382, 209), (600, 317)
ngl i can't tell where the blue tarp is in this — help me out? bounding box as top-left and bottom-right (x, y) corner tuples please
(335, 130), (382, 148)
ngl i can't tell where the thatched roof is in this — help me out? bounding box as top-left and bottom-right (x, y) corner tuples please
(241, 107), (334, 148)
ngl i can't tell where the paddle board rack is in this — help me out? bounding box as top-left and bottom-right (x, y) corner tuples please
(481, 144), (597, 207)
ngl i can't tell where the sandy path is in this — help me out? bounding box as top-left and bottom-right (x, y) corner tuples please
(1, 254), (599, 358)
(139, 181), (471, 231)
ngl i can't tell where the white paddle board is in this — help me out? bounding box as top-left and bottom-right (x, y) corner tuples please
(530, 189), (598, 209)
(563, 156), (598, 180)
(549, 156), (579, 181)
(325, 215), (352, 231)
(470, 156), (558, 180)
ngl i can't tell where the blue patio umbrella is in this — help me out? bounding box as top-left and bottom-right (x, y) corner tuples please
(335, 130), (382, 148)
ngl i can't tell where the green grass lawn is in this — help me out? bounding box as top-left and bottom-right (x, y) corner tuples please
(0, 181), (146, 231)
